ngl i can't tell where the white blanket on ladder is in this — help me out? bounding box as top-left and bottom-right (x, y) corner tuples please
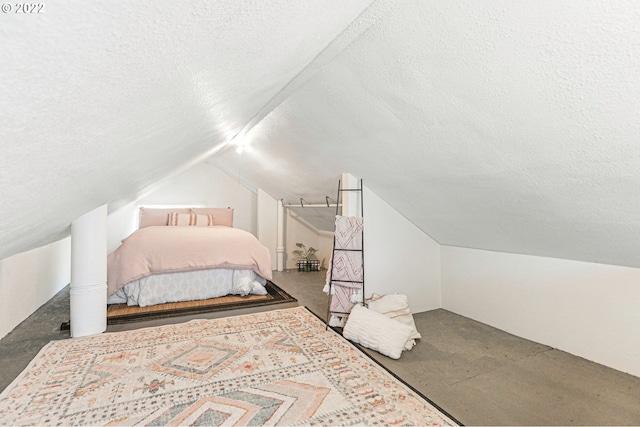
(325, 215), (364, 326)
(334, 215), (363, 249)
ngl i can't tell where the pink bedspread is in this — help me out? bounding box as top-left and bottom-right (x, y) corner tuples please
(107, 226), (273, 296)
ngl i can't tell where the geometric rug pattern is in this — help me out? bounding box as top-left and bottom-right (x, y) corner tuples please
(0, 306), (457, 426)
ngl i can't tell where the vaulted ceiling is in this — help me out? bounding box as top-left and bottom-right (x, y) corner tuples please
(3, 0), (640, 268)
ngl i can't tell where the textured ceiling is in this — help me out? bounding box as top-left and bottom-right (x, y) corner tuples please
(210, 0), (640, 267)
(0, 0), (372, 259)
(3, 0), (640, 269)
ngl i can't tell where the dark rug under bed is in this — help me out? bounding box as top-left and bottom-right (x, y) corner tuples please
(107, 280), (297, 324)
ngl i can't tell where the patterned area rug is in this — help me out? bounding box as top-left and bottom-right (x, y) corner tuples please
(0, 306), (457, 426)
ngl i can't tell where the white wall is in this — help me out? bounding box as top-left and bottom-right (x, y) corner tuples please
(107, 202), (138, 254)
(284, 209), (332, 269)
(257, 189), (278, 270)
(363, 185), (441, 314)
(441, 245), (640, 378)
(0, 238), (71, 339)
(318, 230), (334, 270)
(341, 172), (361, 216)
(107, 163), (258, 252)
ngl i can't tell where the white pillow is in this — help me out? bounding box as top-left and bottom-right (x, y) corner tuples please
(343, 304), (413, 359)
(367, 293), (421, 350)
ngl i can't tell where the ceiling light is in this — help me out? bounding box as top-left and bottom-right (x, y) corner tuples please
(236, 141), (251, 154)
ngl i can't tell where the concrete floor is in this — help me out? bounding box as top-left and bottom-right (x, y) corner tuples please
(1, 269), (639, 425)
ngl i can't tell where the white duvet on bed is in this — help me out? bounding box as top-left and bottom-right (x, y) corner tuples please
(107, 268), (267, 307)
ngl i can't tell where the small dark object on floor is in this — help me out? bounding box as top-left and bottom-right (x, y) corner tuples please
(60, 321), (70, 331)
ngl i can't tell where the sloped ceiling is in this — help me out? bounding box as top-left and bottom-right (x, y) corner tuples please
(3, 0), (640, 269)
(210, 0), (640, 268)
(0, 0), (372, 259)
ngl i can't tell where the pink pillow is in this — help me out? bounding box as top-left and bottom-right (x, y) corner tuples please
(190, 208), (234, 227)
(168, 212), (215, 226)
(138, 207), (190, 228)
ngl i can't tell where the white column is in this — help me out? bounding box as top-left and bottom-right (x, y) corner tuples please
(70, 204), (107, 337)
(277, 201), (285, 271)
(341, 172), (360, 216)
(257, 189), (278, 271)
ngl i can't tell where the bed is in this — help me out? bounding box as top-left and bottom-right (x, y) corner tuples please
(107, 207), (273, 307)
